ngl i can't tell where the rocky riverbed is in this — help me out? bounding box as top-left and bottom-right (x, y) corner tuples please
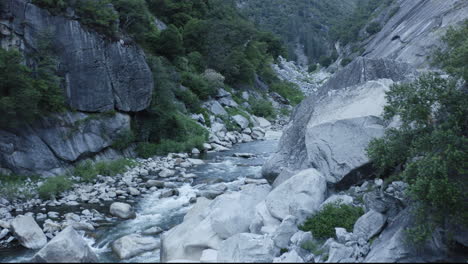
(0, 119), (284, 262)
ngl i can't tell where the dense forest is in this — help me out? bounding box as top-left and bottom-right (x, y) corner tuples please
(234, 0), (396, 66)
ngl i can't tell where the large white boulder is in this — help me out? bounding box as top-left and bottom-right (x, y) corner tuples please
(32, 227), (98, 262)
(10, 215), (47, 249)
(265, 169), (326, 223)
(112, 234), (161, 259)
(217, 233), (279, 262)
(110, 202), (136, 219)
(161, 184), (271, 262)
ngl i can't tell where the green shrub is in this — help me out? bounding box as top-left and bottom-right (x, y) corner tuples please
(433, 20), (468, 81)
(318, 55), (333, 67)
(367, 73), (468, 243)
(250, 98), (276, 119)
(154, 25), (185, 59)
(74, 159), (137, 182)
(175, 88), (202, 113)
(181, 71), (216, 100)
(301, 240), (324, 256)
(75, 0), (119, 37)
(38, 175), (73, 199)
(112, 129), (136, 150)
(299, 203), (364, 239)
(270, 81), (304, 106)
(136, 135), (206, 158)
(366, 21), (382, 35)
(308, 64), (318, 73)
(340, 58), (352, 67)
(0, 42), (65, 128)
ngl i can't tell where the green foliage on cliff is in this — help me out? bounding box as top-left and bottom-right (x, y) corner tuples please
(367, 74), (468, 242)
(300, 203), (364, 239)
(433, 20), (468, 81)
(0, 35), (65, 128)
(367, 23), (468, 242)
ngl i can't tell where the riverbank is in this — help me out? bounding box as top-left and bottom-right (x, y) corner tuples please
(0, 119), (284, 262)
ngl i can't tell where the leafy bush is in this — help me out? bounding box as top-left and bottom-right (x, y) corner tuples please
(0, 42), (65, 128)
(318, 55), (333, 67)
(181, 71), (216, 100)
(340, 57), (352, 67)
(75, 0), (118, 37)
(154, 25), (185, 59)
(367, 73), (468, 241)
(175, 88), (202, 113)
(270, 81), (304, 106)
(433, 20), (468, 81)
(112, 0), (157, 43)
(301, 240), (324, 256)
(112, 129), (136, 150)
(299, 203), (364, 239)
(366, 21), (382, 35)
(74, 159), (137, 182)
(136, 134), (206, 158)
(308, 64), (318, 73)
(38, 175), (73, 199)
(250, 98), (276, 119)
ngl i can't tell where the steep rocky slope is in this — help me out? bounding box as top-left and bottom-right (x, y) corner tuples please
(363, 0), (468, 67)
(260, 0), (468, 262)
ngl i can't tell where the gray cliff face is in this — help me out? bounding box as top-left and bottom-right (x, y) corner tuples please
(1, 0), (153, 112)
(364, 0), (468, 68)
(0, 0), (152, 176)
(262, 58), (415, 184)
(0, 112), (131, 176)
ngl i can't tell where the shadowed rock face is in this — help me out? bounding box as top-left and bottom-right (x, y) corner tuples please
(0, 112), (131, 176)
(1, 0), (153, 112)
(364, 0), (468, 67)
(262, 58), (415, 184)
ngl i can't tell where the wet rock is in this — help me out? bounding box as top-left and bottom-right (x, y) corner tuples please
(32, 227), (98, 263)
(188, 158), (204, 166)
(233, 153), (256, 158)
(0, 229), (9, 240)
(160, 189), (178, 198)
(146, 180), (165, 188)
(110, 202), (136, 219)
(142, 226), (163, 236)
(159, 169), (176, 178)
(10, 215), (47, 249)
(112, 234), (161, 260)
(128, 187), (141, 196)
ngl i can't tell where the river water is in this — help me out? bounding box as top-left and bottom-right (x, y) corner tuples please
(0, 132), (281, 263)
